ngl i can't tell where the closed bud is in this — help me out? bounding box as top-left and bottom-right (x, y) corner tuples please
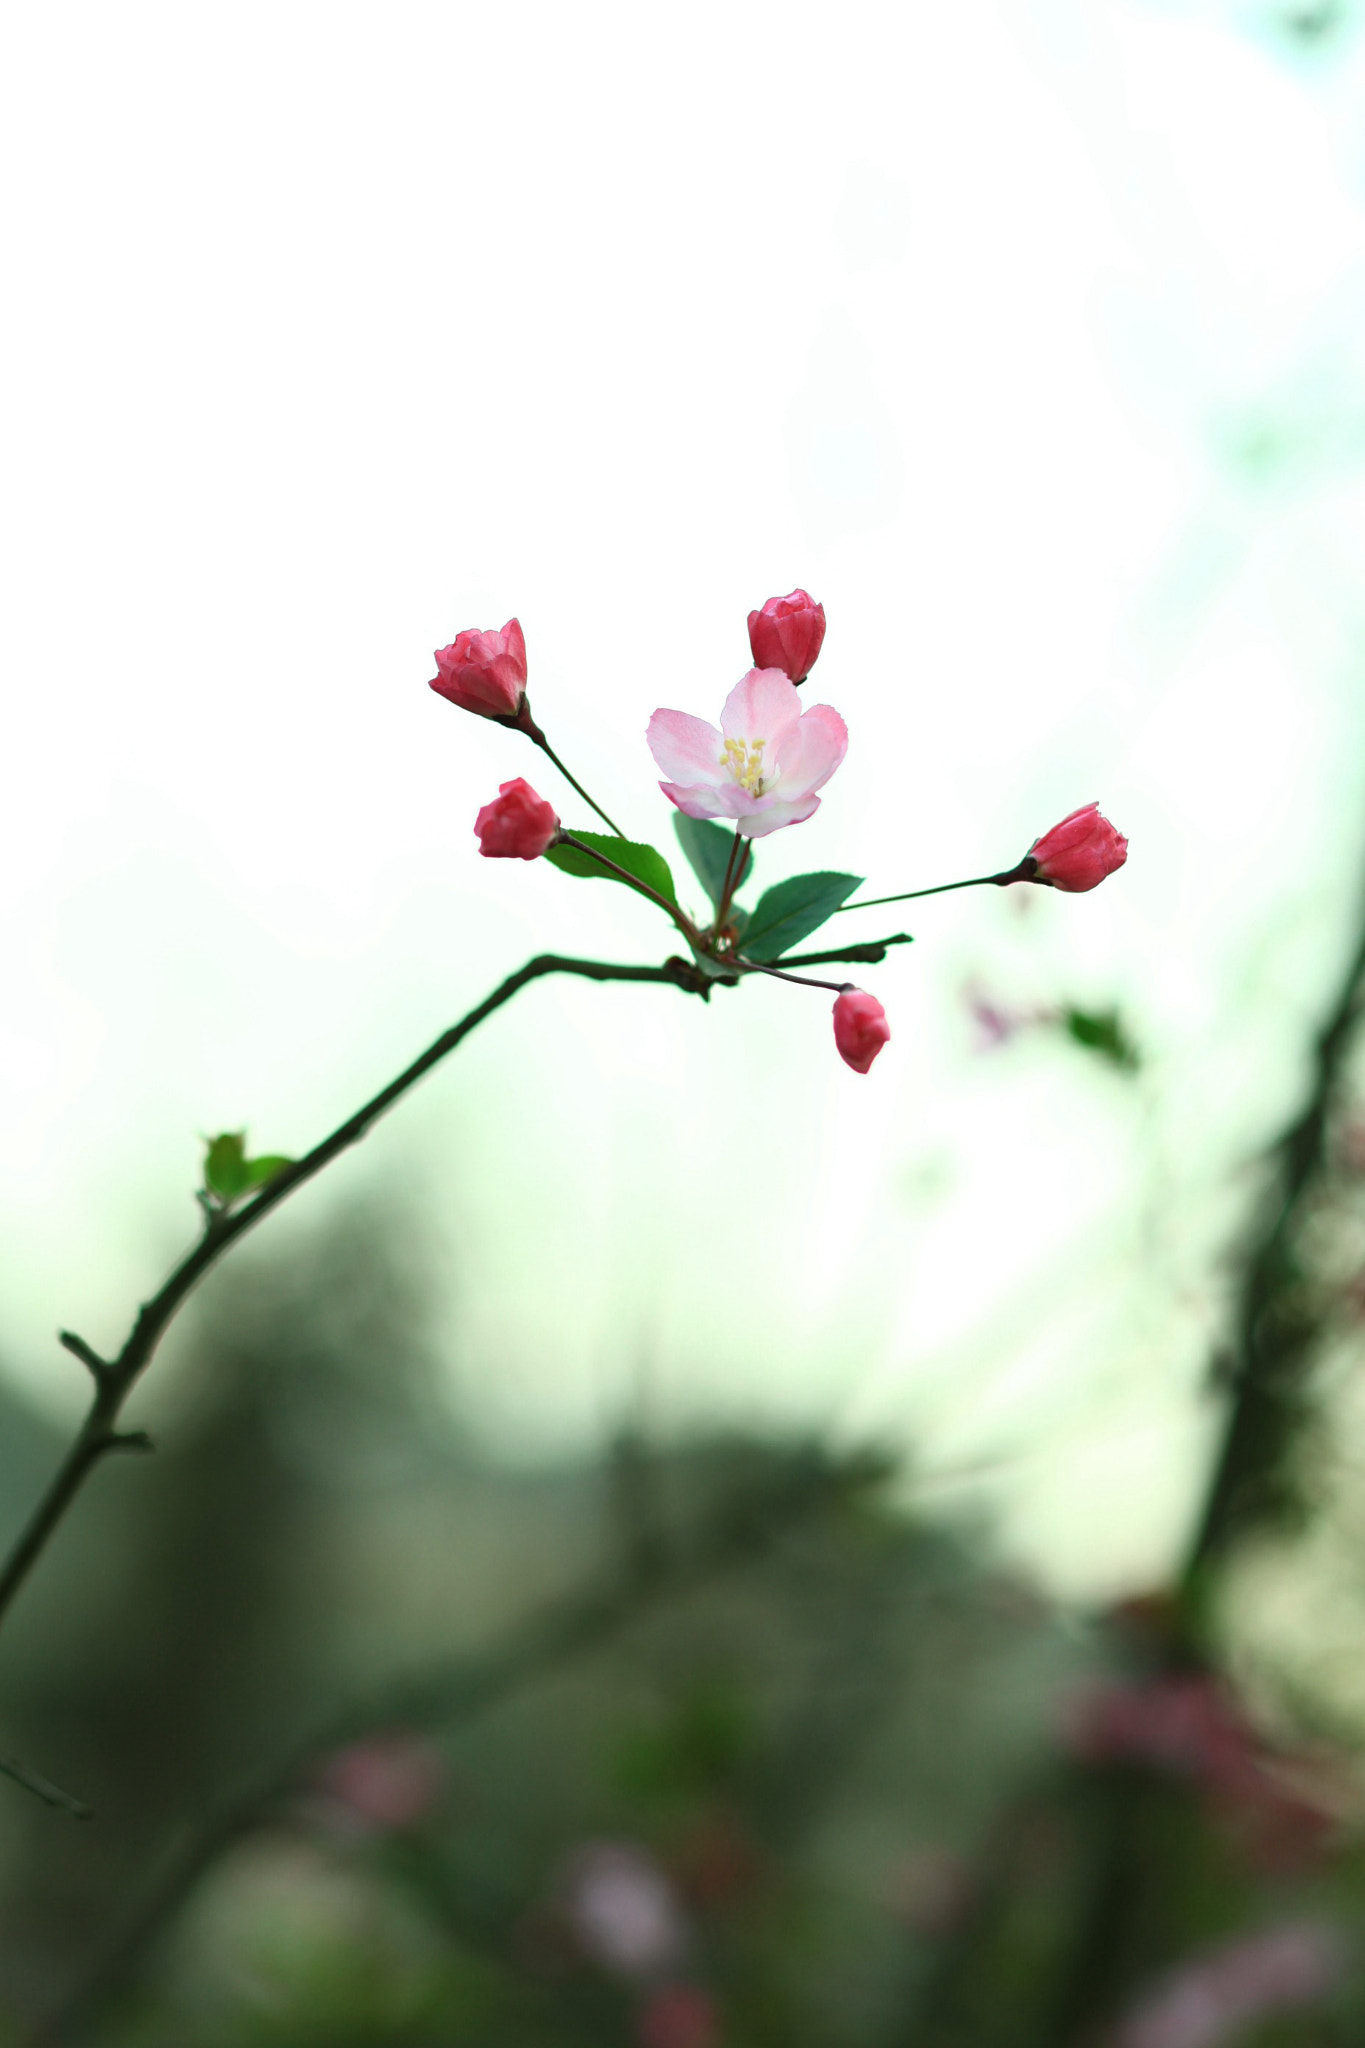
(747, 588), (826, 683)
(1027, 802), (1128, 892)
(833, 989), (890, 1074)
(430, 617), (528, 719)
(474, 778), (560, 860)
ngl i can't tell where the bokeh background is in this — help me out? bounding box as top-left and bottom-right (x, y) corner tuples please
(5, 0), (1365, 2040)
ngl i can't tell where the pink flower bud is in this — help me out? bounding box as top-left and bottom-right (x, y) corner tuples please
(1027, 802), (1128, 892)
(475, 778), (560, 860)
(430, 617), (528, 719)
(746, 589), (827, 683)
(833, 989), (890, 1074)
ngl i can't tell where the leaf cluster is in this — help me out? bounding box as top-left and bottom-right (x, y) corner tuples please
(543, 813), (863, 962)
(202, 1133), (293, 1206)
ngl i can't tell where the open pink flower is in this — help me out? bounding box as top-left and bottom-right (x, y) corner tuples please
(647, 669), (846, 839)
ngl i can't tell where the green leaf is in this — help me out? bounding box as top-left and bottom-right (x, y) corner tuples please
(204, 1134), (294, 1204)
(544, 832), (677, 904)
(203, 1132), (250, 1200)
(242, 1154), (294, 1189)
(671, 816), (754, 907)
(1063, 1006), (1141, 1073)
(740, 872), (864, 962)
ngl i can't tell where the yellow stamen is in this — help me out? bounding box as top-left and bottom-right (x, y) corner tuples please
(719, 735), (768, 795)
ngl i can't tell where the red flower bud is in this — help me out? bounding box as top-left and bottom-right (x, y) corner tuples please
(474, 778), (559, 860)
(430, 617), (528, 719)
(746, 588), (826, 683)
(832, 989), (890, 1074)
(1028, 802), (1128, 892)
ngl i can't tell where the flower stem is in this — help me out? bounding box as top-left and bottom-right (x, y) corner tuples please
(736, 958), (852, 995)
(0, 954), (709, 1640)
(836, 858), (1037, 913)
(557, 834), (700, 944)
(526, 730), (627, 839)
(711, 827), (750, 946)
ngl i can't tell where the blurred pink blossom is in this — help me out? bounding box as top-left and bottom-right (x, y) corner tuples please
(1063, 1675), (1249, 1781)
(1063, 1675), (1334, 1870)
(637, 1981), (719, 2048)
(962, 980), (1053, 1052)
(315, 1731), (446, 1833)
(1112, 1921), (1343, 2048)
(563, 1841), (687, 1978)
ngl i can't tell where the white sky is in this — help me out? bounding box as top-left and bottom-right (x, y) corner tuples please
(4, 0), (1365, 1597)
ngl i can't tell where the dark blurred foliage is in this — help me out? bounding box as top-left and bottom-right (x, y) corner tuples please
(0, 1210), (1092, 2046)
(0, 893), (1360, 2042)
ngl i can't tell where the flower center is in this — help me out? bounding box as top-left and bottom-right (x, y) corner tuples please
(720, 735), (768, 795)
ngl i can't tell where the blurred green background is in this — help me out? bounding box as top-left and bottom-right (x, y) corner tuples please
(6, 0), (1365, 2038)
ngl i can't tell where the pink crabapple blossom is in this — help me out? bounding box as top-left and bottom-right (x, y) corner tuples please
(430, 617), (528, 719)
(647, 668), (847, 839)
(833, 990), (890, 1074)
(1027, 801), (1128, 892)
(747, 588), (827, 683)
(474, 778), (560, 860)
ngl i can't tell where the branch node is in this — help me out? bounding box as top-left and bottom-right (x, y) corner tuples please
(58, 1332), (110, 1383)
(105, 1431), (155, 1457)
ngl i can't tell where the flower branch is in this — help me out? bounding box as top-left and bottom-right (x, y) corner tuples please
(0, 953), (712, 1648)
(839, 804), (1128, 913)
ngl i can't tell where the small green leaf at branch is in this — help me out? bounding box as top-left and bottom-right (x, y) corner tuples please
(203, 1134), (295, 1205)
(544, 832), (678, 903)
(740, 872), (864, 962)
(242, 1155), (293, 1189)
(672, 816), (754, 907)
(1063, 1005), (1141, 1073)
